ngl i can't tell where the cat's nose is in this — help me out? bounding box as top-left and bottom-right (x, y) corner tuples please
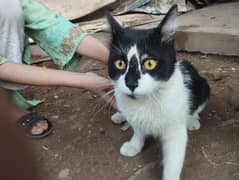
(126, 83), (137, 92)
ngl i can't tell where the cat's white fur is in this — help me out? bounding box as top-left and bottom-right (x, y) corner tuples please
(112, 45), (203, 180)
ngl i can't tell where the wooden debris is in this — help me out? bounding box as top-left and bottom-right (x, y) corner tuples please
(77, 14), (164, 33)
(36, 0), (116, 20)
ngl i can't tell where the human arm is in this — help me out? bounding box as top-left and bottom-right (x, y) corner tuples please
(76, 35), (109, 64)
(0, 62), (112, 96)
(22, 0), (109, 69)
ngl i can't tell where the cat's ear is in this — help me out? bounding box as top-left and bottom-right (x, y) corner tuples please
(157, 5), (178, 44)
(106, 13), (123, 35)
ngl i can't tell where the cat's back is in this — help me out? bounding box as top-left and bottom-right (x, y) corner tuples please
(179, 60), (210, 115)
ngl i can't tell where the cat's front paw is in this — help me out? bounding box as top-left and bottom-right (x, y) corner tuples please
(163, 176), (180, 180)
(187, 119), (200, 131)
(111, 112), (126, 124)
(120, 142), (141, 157)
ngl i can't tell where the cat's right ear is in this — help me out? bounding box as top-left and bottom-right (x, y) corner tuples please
(106, 13), (123, 35)
(156, 5), (178, 44)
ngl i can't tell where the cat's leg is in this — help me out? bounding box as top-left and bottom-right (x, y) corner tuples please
(187, 115), (200, 131)
(187, 118), (200, 130)
(161, 126), (187, 180)
(111, 112), (126, 124)
(120, 129), (145, 157)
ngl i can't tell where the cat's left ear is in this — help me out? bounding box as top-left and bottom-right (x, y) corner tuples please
(157, 5), (178, 44)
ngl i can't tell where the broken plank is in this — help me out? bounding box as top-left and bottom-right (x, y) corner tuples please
(36, 0), (116, 20)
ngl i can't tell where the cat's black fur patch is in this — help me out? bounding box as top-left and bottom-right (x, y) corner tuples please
(179, 61), (210, 114)
(107, 28), (176, 82)
(125, 56), (140, 92)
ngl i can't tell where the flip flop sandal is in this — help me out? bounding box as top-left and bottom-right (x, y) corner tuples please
(18, 112), (53, 139)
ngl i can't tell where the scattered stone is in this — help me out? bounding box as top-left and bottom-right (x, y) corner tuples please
(54, 153), (59, 158)
(212, 72), (224, 81)
(226, 85), (239, 111)
(231, 67), (236, 72)
(91, 167), (96, 173)
(63, 104), (71, 108)
(120, 122), (130, 131)
(211, 110), (216, 114)
(76, 107), (81, 112)
(68, 114), (78, 121)
(127, 162), (158, 180)
(88, 94), (97, 99)
(99, 127), (105, 134)
(208, 113), (213, 117)
(51, 115), (59, 119)
(201, 55), (207, 59)
(42, 145), (49, 151)
(203, 70), (227, 81)
(64, 145), (73, 151)
(219, 119), (239, 127)
(58, 168), (70, 178)
(54, 95), (59, 99)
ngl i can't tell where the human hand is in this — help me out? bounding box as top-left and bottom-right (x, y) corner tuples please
(81, 72), (117, 109)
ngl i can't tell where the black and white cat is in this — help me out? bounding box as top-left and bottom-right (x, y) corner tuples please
(107, 5), (210, 180)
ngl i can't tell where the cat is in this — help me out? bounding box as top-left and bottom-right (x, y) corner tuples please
(107, 5), (210, 180)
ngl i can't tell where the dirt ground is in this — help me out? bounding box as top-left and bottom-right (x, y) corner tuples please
(20, 33), (239, 180)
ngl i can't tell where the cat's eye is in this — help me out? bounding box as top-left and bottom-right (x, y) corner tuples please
(115, 60), (126, 70)
(143, 59), (157, 70)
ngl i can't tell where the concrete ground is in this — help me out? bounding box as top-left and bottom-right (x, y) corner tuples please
(20, 31), (239, 179)
(176, 1), (239, 56)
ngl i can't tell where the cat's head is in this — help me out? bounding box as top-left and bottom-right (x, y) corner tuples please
(107, 5), (178, 99)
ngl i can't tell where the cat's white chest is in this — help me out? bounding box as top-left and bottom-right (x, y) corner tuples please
(115, 92), (188, 136)
(117, 95), (161, 135)
(114, 67), (190, 136)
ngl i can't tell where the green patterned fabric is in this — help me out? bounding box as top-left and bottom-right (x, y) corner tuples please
(1, 0), (89, 109)
(12, 91), (44, 110)
(0, 56), (8, 65)
(21, 0), (88, 70)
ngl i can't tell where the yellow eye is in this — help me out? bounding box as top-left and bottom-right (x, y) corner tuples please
(115, 60), (126, 70)
(143, 59), (157, 70)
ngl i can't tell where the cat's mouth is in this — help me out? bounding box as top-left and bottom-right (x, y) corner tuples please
(127, 93), (136, 99)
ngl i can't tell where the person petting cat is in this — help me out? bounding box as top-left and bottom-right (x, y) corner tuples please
(0, 0), (115, 139)
(107, 5), (210, 180)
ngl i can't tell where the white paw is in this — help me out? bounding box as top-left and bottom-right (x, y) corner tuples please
(111, 112), (126, 124)
(187, 119), (200, 131)
(120, 142), (141, 157)
(163, 176), (180, 180)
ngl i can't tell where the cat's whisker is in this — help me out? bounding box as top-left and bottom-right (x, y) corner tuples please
(100, 89), (115, 100)
(91, 89), (116, 119)
(91, 100), (108, 120)
(106, 96), (115, 118)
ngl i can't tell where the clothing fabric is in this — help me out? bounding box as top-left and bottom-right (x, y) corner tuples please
(0, 0), (27, 90)
(0, 0), (88, 108)
(0, 0), (88, 82)
(21, 0), (88, 70)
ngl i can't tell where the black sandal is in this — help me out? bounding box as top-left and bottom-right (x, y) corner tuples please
(18, 112), (53, 139)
